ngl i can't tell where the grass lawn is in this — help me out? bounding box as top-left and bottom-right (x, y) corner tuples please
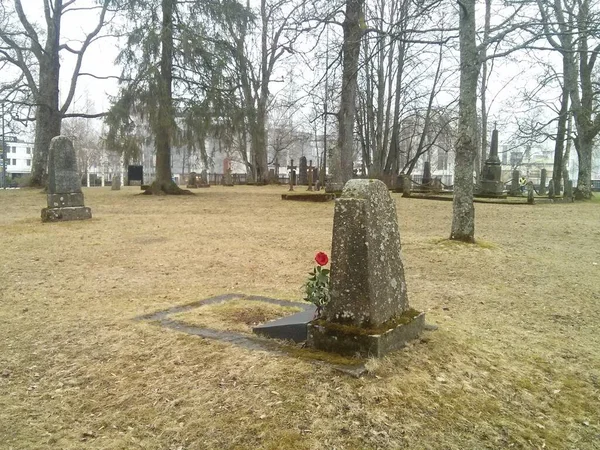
(1, 185), (599, 449)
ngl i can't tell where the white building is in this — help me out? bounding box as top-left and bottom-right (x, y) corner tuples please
(1, 138), (34, 186)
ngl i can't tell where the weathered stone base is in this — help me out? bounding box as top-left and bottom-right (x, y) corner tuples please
(41, 206), (92, 222)
(307, 311), (425, 357)
(47, 193), (85, 208)
(477, 180), (505, 197)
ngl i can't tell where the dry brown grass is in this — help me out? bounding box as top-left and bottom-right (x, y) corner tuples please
(1, 185), (599, 449)
(169, 298), (302, 333)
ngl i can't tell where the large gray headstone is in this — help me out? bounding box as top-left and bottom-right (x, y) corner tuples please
(324, 179), (408, 326)
(298, 156), (308, 185)
(41, 136), (91, 222)
(111, 174), (122, 191)
(47, 136), (82, 195)
(307, 179), (424, 356)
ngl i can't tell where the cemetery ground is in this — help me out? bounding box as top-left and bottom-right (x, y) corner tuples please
(1, 186), (599, 450)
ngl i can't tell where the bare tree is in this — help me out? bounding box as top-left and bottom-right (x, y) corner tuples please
(0, 0), (113, 187)
(536, 0), (600, 199)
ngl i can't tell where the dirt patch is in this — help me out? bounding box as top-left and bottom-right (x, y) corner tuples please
(169, 298), (303, 333)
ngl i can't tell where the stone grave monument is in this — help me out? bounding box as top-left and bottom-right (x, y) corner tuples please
(422, 161), (432, 188)
(307, 179), (424, 357)
(564, 180), (573, 202)
(477, 128), (504, 197)
(187, 172), (199, 188)
(41, 136), (92, 222)
(539, 168), (547, 195)
(307, 160), (314, 191)
(299, 156), (308, 185)
(287, 159), (297, 192)
(510, 170), (521, 196)
(111, 174), (121, 191)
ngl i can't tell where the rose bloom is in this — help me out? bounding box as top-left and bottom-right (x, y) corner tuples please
(315, 252), (329, 266)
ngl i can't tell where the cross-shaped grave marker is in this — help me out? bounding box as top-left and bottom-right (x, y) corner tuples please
(287, 159), (297, 191)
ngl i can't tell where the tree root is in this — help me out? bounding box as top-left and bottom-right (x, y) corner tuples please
(143, 180), (194, 195)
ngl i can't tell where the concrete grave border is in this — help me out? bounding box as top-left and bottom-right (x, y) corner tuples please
(133, 293), (368, 377)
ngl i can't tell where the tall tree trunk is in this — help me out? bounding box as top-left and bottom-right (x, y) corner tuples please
(150, 0), (184, 194)
(574, 136), (593, 199)
(330, 0), (363, 191)
(552, 81), (569, 195)
(451, 0), (479, 243)
(29, 1), (62, 188)
(253, 100), (269, 184)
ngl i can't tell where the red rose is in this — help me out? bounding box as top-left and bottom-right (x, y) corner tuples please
(315, 252), (329, 266)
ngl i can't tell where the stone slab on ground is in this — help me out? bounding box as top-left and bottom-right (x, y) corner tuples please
(253, 305), (317, 342)
(41, 206), (92, 222)
(281, 192), (335, 202)
(307, 311), (425, 357)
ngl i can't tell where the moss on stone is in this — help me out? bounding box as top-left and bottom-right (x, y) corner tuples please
(313, 308), (421, 336)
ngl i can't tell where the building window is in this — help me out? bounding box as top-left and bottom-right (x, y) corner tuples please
(26, 159), (31, 166)
(12, 159), (16, 165)
(11, 146), (16, 153)
(26, 147), (31, 154)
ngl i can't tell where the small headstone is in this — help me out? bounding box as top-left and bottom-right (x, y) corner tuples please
(287, 159), (297, 192)
(564, 179), (573, 202)
(527, 182), (534, 204)
(422, 161), (432, 187)
(187, 171), (199, 188)
(307, 160), (314, 191)
(41, 136), (92, 222)
(401, 175), (411, 198)
(307, 179), (424, 357)
(299, 156), (308, 185)
(510, 170), (521, 196)
(548, 179), (555, 199)
(539, 169), (547, 195)
(431, 177), (442, 193)
(111, 174), (121, 191)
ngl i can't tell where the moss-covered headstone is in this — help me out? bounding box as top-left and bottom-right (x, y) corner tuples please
(307, 179), (424, 357)
(41, 136), (92, 222)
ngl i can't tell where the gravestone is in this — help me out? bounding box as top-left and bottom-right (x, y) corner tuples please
(299, 156), (308, 185)
(510, 170), (521, 196)
(41, 136), (92, 222)
(111, 174), (121, 191)
(401, 175), (411, 198)
(287, 159), (297, 192)
(564, 180), (573, 202)
(307, 179), (424, 357)
(431, 177), (442, 193)
(548, 180), (555, 199)
(127, 165), (143, 186)
(422, 161), (432, 187)
(307, 160), (314, 191)
(187, 171), (199, 188)
(527, 182), (535, 204)
(539, 169), (547, 195)
(478, 128), (504, 196)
